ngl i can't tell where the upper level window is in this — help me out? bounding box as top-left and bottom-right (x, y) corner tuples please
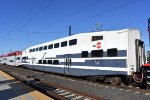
(69, 39), (77, 46)
(54, 43), (59, 48)
(48, 44), (53, 49)
(32, 48), (35, 52)
(29, 49), (32, 52)
(92, 36), (103, 41)
(44, 46), (47, 50)
(36, 48), (39, 51)
(16, 57), (20, 60)
(91, 50), (103, 57)
(81, 51), (88, 58)
(107, 48), (117, 57)
(39, 47), (43, 51)
(61, 41), (67, 47)
(9, 60), (13, 62)
(22, 56), (28, 59)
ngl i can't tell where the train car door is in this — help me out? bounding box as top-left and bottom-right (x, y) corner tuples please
(64, 54), (72, 74)
(135, 39), (145, 72)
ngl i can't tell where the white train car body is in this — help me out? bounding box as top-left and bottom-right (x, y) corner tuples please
(22, 29), (145, 77)
(5, 51), (22, 66)
(0, 55), (7, 64)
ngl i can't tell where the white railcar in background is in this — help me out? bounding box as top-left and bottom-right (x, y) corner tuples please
(0, 55), (7, 64)
(0, 51), (22, 66)
(6, 51), (22, 66)
(22, 29), (145, 84)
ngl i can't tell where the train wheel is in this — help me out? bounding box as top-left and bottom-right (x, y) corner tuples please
(132, 72), (143, 83)
(110, 77), (121, 85)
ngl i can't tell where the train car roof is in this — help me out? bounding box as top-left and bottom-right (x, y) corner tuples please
(24, 28), (139, 50)
(7, 51), (22, 56)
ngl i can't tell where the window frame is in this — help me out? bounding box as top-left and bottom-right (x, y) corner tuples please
(107, 48), (118, 57)
(32, 48), (35, 52)
(91, 50), (104, 57)
(39, 47), (43, 51)
(43, 60), (47, 64)
(61, 41), (67, 47)
(54, 43), (59, 48)
(29, 49), (32, 52)
(16, 57), (20, 60)
(48, 44), (53, 49)
(69, 39), (77, 46)
(44, 46), (47, 50)
(92, 36), (103, 41)
(48, 60), (52, 64)
(53, 60), (59, 65)
(36, 48), (39, 51)
(81, 51), (88, 58)
(38, 60), (42, 64)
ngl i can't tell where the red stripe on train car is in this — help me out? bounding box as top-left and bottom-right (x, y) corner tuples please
(143, 64), (150, 67)
(7, 51), (22, 56)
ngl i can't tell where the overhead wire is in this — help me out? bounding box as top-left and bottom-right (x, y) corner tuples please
(1, 0), (41, 47)
(52, 0), (140, 33)
(8, 0), (56, 44)
(6, 0), (55, 42)
(1, 0), (141, 52)
(72, 0), (140, 26)
(19, 0), (55, 30)
(0, 20), (11, 27)
(7, 0), (41, 36)
(44, 0), (103, 30)
(23, 0), (103, 44)
(1, 0), (55, 51)
(22, 0), (141, 46)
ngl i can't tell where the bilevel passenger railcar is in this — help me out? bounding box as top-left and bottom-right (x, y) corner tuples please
(0, 51), (22, 66)
(0, 55), (7, 65)
(22, 29), (148, 85)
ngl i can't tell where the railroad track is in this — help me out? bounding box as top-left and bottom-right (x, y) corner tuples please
(0, 65), (102, 100)
(0, 65), (150, 100)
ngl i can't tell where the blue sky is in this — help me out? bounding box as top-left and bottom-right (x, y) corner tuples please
(0, 0), (149, 54)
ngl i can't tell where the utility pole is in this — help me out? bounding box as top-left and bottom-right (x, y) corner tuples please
(69, 25), (71, 36)
(148, 18), (150, 47)
(10, 49), (11, 53)
(96, 23), (103, 32)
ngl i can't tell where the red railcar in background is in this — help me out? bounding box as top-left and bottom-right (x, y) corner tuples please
(0, 51), (22, 66)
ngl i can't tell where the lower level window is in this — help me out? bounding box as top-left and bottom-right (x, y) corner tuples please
(53, 60), (59, 64)
(9, 60), (13, 62)
(39, 60), (42, 64)
(91, 50), (103, 57)
(43, 60), (47, 64)
(81, 51), (88, 58)
(48, 60), (52, 64)
(107, 48), (117, 57)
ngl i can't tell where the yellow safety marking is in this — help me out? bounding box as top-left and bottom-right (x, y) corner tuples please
(0, 70), (26, 100)
(17, 81), (53, 100)
(0, 70), (53, 100)
(29, 91), (53, 100)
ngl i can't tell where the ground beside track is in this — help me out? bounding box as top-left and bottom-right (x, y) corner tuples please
(0, 65), (150, 100)
(0, 70), (53, 100)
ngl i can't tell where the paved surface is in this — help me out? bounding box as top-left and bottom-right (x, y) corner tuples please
(0, 70), (53, 100)
(1, 66), (150, 100)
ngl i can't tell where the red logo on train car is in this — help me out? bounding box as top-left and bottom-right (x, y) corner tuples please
(96, 42), (101, 49)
